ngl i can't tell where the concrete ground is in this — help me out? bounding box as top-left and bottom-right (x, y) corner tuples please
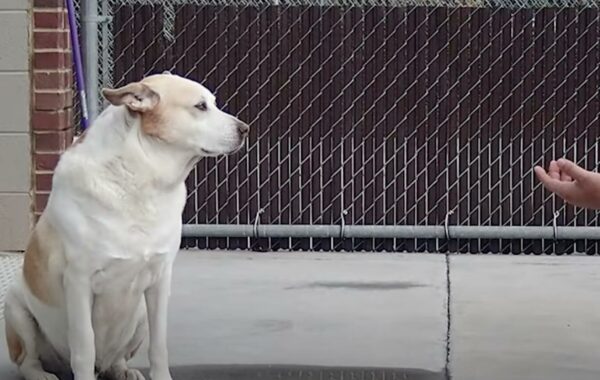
(450, 255), (600, 380)
(0, 251), (599, 379)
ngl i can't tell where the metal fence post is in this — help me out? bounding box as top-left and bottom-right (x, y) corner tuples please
(81, 0), (99, 122)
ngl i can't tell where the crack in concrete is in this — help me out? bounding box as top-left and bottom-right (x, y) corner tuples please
(444, 253), (453, 380)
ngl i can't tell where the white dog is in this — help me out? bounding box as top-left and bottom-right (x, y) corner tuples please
(3, 73), (248, 380)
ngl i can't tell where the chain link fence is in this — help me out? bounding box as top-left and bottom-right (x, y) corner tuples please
(76, 0), (600, 254)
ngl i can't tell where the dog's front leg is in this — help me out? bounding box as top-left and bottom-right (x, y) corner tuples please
(145, 265), (173, 380)
(64, 268), (96, 380)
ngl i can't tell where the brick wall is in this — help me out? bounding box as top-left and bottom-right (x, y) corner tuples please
(32, 0), (74, 220)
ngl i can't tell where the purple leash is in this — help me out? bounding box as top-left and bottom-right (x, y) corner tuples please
(65, 0), (89, 131)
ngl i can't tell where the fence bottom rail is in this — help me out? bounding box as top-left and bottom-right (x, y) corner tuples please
(182, 224), (600, 240)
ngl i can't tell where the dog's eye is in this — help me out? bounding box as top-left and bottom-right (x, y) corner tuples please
(195, 102), (208, 111)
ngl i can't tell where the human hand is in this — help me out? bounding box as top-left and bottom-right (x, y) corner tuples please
(534, 158), (600, 210)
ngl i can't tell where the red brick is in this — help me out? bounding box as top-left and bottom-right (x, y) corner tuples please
(65, 51), (72, 66)
(32, 2), (73, 220)
(32, 109), (72, 131)
(36, 153), (61, 171)
(35, 192), (50, 213)
(34, 51), (68, 70)
(34, 130), (71, 152)
(33, 0), (65, 8)
(34, 31), (69, 50)
(35, 173), (54, 192)
(35, 90), (72, 110)
(34, 10), (64, 29)
(34, 70), (71, 90)
(34, 71), (60, 89)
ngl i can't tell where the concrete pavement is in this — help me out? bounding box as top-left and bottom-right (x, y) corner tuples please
(449, 255), (600, 380)
(0, 251), (600, 379)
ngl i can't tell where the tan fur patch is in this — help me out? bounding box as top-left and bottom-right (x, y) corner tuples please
(5, 321), (25, 365)
(23, 227), (56, 306)
(141, 110), (165, 139)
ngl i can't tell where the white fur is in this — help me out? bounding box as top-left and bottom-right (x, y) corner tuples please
(4, 74), (248, 380)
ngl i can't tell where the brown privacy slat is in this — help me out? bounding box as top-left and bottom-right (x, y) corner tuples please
(509, 9), (523, 254)
(218, 8), (234, 249)
(468, 9), (483, 253)
(305, 7), (326, 250)
(403, 7), (428, 252)
(392, 7), (408, 253)
(320, 7), (339, 231)
(477, 8), (492, 253)
(415, 8), (429, 253)
(274, 7), (291, 251)
(517, 9), (536, 254)
(427, 8), (446, 252)
(369, 7), (387, 252)
(541, 9), (557, 254)
(560, 8), (579, 254)
(447, 8), (463, 252)
(110, 5), (600, 253)
(498, 8), (512, 254)
(455, 8), (473, 253)
(227, 6), (249, 250)
(400, 8), (417, 251)
(429, 8), (449, 252)
(287, 6), (303, 251)
(356, 7), (369, 249)
(112, 5), (131, 86)
(132, 6), (145, 82)
(579, 9), (600, 255)
(359, 7), (374, 252)
(574, 10), (589, 252)
(381, 8), (404, 252)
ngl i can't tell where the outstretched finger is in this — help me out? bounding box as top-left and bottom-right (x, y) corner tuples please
(548, 160), (560, 180)
(535, 166), (554, 188)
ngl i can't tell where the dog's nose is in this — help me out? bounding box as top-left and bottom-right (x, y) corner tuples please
(237, 122), (249, 136)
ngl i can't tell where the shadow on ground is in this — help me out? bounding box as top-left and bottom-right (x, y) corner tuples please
(0, 365), (446, 380)
(140, 365), (446, 380)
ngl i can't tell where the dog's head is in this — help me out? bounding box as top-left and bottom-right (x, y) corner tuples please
(101, 73), (248, 157)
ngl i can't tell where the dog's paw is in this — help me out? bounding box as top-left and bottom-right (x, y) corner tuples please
(113, 368), (145, 380)
(20, 369), (60, 380)
(124, 369), (145, 380)
(101, 367), (145, 380)
(31, 375), (59, 380)
(149, 370), (172, 380)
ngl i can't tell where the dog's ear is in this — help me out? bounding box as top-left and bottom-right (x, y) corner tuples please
(102, 82), (160, 113)
(162, 70), (172, 75)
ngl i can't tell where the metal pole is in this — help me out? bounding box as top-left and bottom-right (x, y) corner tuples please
(100, 0), (111, 90)
(81, 0), (99, 122)
(64, 0), (89, 130)
(181, 224), (600, 240)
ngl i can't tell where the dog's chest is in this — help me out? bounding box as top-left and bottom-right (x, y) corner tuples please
(91, 253), (167, 295)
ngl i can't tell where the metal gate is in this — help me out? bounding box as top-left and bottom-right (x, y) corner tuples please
(77, 0), (600, 254)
